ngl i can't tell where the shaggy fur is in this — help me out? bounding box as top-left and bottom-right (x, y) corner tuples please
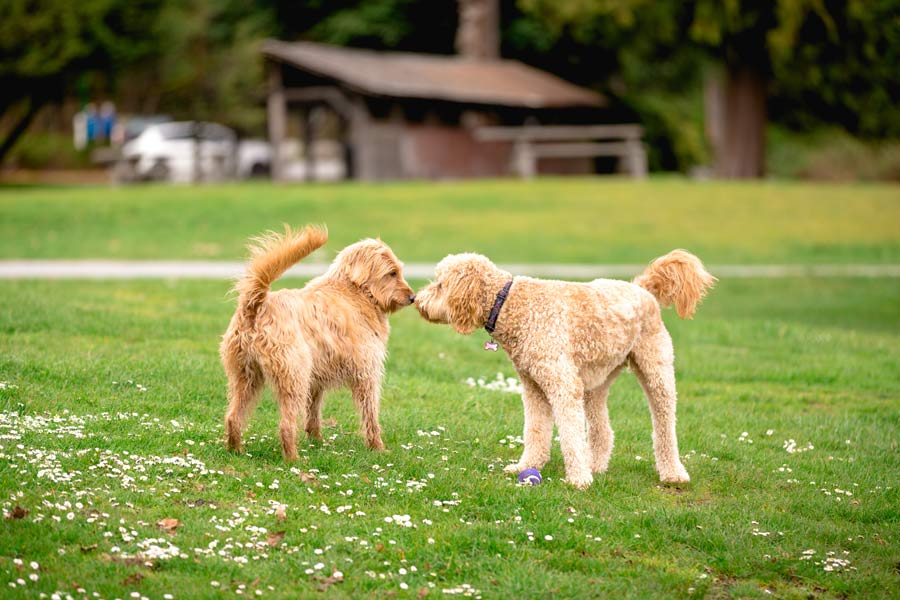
(221, 225), (415, 461)
(415, 249), (715, 489)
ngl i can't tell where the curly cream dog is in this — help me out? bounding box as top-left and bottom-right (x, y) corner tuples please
(415, 250), (715, 488)
(221, 225), (415, 460)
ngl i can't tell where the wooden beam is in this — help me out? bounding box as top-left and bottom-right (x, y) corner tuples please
(283, 86), (353, 119)
(530, 142), (633, 158)
(475, 124), (644, 142)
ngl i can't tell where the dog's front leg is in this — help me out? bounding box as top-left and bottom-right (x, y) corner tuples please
(504, 375), (552, 474)
(543, 373), (593, 489)
(351, 378), (385, 451)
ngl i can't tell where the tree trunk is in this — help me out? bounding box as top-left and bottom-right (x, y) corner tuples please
(706, 65), (767, 179)
(0, 98), (42, 165)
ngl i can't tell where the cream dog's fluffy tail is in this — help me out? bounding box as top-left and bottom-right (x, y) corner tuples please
(634, 249), (716, 319)
(235, 225), (328, 320)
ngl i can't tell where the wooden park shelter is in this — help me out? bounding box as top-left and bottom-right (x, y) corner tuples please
(262, 40), (648, 181)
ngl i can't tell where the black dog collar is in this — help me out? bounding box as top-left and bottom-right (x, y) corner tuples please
(484, 280), (513, 334)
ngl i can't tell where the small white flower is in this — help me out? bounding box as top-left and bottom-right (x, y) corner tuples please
(544, 535), (553, 541)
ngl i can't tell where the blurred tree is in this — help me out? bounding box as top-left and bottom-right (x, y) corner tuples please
(0, 0), (165, 162)
(517, 0), (900, 178)
(129, 0), (274, 134)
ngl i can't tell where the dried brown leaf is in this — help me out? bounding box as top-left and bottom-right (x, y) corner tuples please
(156, 518), (181, 533)
(121, 573), (144, 586)
(313, 573), (344, 592)
(6, 505), (28, 520)
(266, 531), (286, 547)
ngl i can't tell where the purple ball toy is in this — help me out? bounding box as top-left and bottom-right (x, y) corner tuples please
(517, 468), (543, 485)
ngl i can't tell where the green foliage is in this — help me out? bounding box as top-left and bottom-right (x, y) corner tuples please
(0, 0), (165, 96)
(4, 132), (93, 170)
(138, 0), (274, 133)
(768, 126), (900, 181)
(516, 0), (900, 141)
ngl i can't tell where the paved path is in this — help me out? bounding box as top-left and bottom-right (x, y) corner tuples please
(1, 260), (899, 279)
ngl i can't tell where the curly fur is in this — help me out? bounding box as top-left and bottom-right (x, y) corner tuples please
(415, 250), (715, 489)
(221, 225), (415, 461)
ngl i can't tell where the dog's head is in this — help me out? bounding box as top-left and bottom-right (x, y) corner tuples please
(330, 239), (415, 313)
(415, 253), (507, 335)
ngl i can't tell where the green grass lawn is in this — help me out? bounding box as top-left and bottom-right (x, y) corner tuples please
(1, 275), (898, 599)
(1, 179), (898, 599)
(1, 178), (899, 263)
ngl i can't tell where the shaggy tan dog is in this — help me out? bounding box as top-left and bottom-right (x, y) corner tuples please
(415, 250), (715, 489)
(221, 225), (415, 460)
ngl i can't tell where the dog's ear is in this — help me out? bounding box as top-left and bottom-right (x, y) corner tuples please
(340, 246), (381, 288)
(445, 274), (483, 335)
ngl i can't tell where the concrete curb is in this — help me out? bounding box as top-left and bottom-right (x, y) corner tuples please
(1, 260), (899, 280)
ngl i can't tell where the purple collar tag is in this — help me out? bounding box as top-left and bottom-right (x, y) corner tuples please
(484, 340), (499, 352)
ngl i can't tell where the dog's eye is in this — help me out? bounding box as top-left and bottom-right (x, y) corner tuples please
(389, 270), (397, 278)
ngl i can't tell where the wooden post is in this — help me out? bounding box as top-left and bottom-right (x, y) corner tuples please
(624, 139), (648, 179)
(302, 107), (315, 182)
(349, 98), (373, 181)
(513, 139), (535, 178)
(267, 61), (286, 181)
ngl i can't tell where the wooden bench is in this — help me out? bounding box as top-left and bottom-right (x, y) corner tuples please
(474, 124), (647, 179)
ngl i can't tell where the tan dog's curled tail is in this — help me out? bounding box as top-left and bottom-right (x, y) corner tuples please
(235, 225), (328, 320)
(634, 249), (716, 319)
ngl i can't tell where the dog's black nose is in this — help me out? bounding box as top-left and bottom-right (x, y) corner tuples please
(408, 294), (416, 304)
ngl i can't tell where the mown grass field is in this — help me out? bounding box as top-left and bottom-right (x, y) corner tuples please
(1, 179), (899, 599)
(1, 178), (899, 263)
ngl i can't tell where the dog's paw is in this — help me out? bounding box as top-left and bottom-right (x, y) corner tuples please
(564, 473), (594, 490)
(591, 459), (611, 474)
(503, 462), (524, 474)
(659, 465), (690, 485)
(366, 438), (387, 451)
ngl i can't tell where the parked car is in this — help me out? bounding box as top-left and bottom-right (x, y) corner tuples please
(116, 121), (241, 183)
(236, 138), (272, 178)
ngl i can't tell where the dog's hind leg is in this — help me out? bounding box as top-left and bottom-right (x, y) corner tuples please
(504, 374), (553, 474)
(585, 365), (624, 474)
(629, 328), (690, 484)
(305, 386), (325, 442)
(222, 347), (264, 453)
(264, 347), (310, 462)
(351, 377), (385, 451)
(537, 366), (591, 489)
